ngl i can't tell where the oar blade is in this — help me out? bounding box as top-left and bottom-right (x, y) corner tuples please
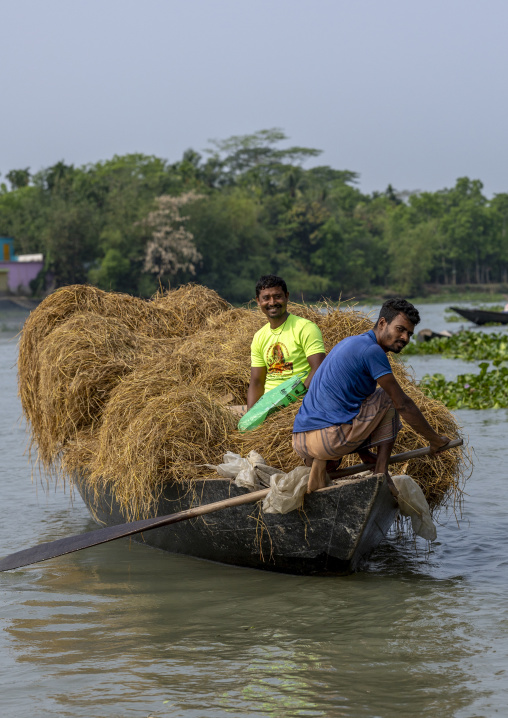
(0, 522), (136, 572)
(0, 513), (179, 572)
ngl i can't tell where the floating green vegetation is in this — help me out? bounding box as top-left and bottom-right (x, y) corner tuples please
(420, 362), (508, 409)
(404, 330), (508, 361)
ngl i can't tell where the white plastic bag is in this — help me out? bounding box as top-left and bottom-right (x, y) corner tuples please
(391, 474), (437, 541)
(262, 466), (311, 514)
(213, 451), (247, 478)
(234, 465), (259, 490)
(233, 450), (267, 489)
(204, 451), (260, 490)
(246, 450), (265, 467)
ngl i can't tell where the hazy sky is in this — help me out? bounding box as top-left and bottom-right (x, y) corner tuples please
(3, 0), (507, 196)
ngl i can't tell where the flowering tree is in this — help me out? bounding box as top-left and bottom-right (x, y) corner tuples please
(143, 192), (203, 280)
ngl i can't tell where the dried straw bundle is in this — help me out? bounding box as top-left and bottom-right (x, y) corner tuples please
(18, 285), (113, 434)
(169, 308), (265, 403)
(15, 282), (229, 340)
(87, 381), (237, 519)
(18, 283), (230, 456)
(61, 428), (99, 478)
(151, 283), (232, 334)
(319, 303), (374, 351)
(33, 312), (176, 467)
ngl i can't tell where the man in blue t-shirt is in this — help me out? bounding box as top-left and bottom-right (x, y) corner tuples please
(292, 298), (450, 494)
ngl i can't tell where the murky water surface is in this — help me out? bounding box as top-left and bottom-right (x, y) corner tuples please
(1, 305), (508, 717)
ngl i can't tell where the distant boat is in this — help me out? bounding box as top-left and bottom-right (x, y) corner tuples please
(416, 328), (453, 342)
(449, 307), (508, 326)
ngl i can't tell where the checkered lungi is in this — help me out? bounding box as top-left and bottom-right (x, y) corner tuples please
(292, 387), (401, 462)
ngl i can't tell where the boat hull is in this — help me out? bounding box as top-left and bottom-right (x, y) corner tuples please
(73, 473), (399, 576)
(449, 306), (508, 325)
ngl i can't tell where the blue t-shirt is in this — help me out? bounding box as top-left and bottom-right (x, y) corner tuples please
(293, 330), (392, 432)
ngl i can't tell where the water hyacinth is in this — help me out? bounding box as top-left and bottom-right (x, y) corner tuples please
(404, 330), (508, 362)
(420, 362), (508, 409)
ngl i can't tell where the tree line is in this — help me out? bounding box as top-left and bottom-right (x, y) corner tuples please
(1, 128), (507, 303)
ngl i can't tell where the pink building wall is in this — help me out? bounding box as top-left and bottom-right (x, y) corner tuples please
(0, 261), (44, 292)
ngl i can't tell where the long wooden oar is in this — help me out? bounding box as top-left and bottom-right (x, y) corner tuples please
(332, 437), (463, 477)
(0, 439), (462, 572)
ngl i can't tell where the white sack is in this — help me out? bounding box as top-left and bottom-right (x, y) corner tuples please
(234, 450), (266, 489)
(208, 451), (247, 478)
(202, 451), (260, 489)
(391, 474), (437, 541)
(262, 466), (311, 514)
(247, 450), (266, 467)
(234, 465), (260, 490)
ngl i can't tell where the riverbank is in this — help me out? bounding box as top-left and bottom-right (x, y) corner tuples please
(344, 283), (508, 305)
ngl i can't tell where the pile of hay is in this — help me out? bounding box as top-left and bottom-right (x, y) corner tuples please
(34, 313), (168, 466)
(18, 284), (467, 519)
(18, 284), (230, 469)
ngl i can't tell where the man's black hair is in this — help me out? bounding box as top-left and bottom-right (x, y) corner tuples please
(255, 274), (288, 297)
(375, 297), (420, 327)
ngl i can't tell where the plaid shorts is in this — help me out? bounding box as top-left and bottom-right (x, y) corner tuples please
(292, 387), (401, 462)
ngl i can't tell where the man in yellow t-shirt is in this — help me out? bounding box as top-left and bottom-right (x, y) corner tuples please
(246, 274), (326, 410)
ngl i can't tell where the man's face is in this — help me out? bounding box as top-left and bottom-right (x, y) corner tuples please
(377, 313), (414, 353)
(256, 286), (289, 320)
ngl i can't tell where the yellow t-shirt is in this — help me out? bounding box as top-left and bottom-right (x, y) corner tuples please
(250, 314), (325, 393)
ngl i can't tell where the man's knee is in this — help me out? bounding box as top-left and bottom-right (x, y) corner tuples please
(292, 432), (336, 463)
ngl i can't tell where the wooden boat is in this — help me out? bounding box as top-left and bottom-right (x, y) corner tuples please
(73, 471), (399, 576)
(449, 306), (508, 325)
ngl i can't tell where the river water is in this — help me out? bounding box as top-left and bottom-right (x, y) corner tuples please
(1, 304), (508, 718)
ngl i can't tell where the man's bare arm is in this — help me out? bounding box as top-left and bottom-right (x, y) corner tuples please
(247, 366), (267, 409)
(303, 352), (326, 389)
(377, 373), (450, 453)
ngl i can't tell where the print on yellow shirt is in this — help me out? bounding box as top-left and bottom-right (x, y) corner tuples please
(266, 342), (293, 375)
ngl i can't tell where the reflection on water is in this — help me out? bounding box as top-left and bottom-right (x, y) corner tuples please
(2, 311), (508, 717)
(1, 546), (491, 718)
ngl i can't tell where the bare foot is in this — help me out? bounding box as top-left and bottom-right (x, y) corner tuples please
(307, 459), (327, 493)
